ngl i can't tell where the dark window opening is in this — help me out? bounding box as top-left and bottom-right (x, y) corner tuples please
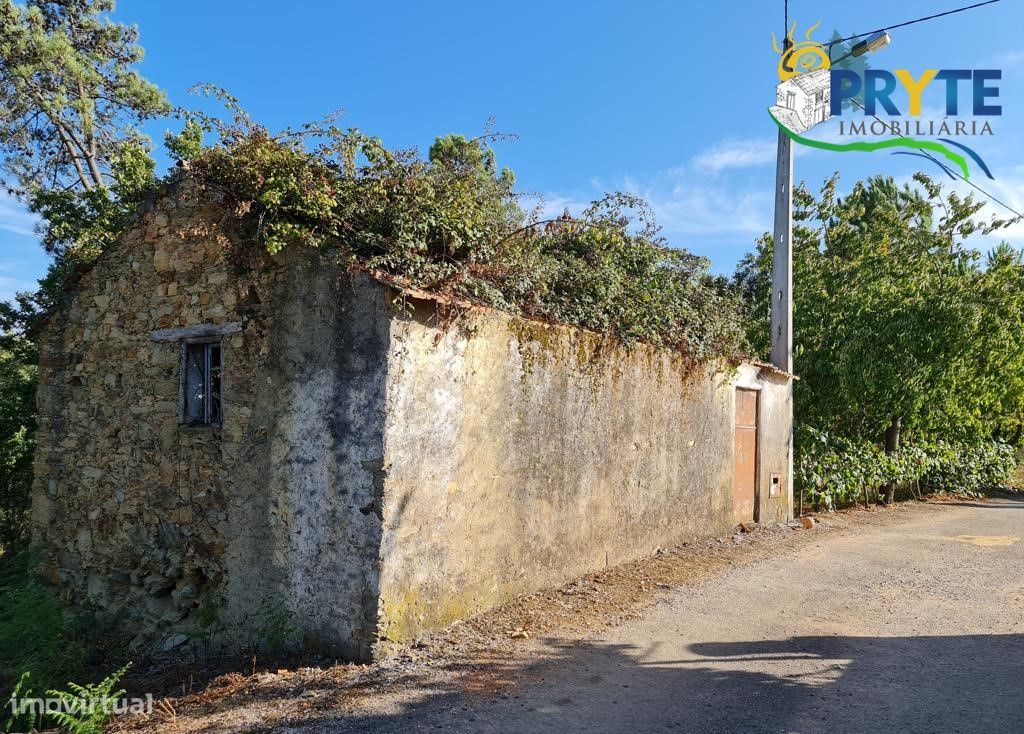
(183, 342), (222, 426)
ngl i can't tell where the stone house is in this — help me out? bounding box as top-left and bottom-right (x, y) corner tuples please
(32, 178), (793, 661)
(771, 67), (831, 134)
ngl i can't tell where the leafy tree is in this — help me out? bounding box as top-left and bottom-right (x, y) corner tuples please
(0, 323), (36, 553)
(972, 243), (1024, 443)
(0, 0), (169, 288)
(736, 174), (1023, 492)
(0, 0), (168, 551)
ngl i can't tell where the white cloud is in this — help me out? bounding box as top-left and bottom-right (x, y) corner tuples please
(518, 192), (592, 221)
(626, 148), (776, 236)
(535, 137), (782, 243)
(538, 175), (773, 241)
(646, 182), (772, 237)
(0, 191), (37, 238)
(693, 138), (777, 173)
(989, 50), (1024, 68)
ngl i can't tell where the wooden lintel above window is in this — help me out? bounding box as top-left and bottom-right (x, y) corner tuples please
(150, 322), (242, 343)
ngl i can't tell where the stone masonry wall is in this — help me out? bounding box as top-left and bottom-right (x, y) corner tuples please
(32, 182), (389, 658)
(33, 178), (260, 652)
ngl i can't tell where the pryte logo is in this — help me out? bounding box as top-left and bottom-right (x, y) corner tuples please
(832, 69), (1002, 117)
(768, 21), (999, 180)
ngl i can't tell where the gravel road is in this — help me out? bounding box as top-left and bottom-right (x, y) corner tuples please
(312, 496), (1024, 734)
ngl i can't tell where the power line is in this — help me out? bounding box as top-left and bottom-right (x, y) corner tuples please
(830, 0), (1003, 45)
(849, 99), (1023, 219)
(913, 149), (1022, 219)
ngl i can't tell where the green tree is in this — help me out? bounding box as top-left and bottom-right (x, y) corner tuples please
(0, 0), (169, 286)
(972, 243), (1024, 443)
(0, 310), (36, 553)
(736, 174), (1022, 494)
(0, 0), (168, 551)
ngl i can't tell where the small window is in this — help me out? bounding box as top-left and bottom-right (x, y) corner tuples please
(182, 342), (222, 426)
(785, 91), (796, 110)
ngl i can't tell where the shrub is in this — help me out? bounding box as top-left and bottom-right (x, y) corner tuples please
(0, 339), (36, 556)
(4, 664), (132, 734)
(796, 426), (1017, 509)
(1, 550), (139, 733)
(179, 95), (747, 365)
(0, 551), (82, 696)
(45, 663), (131, 734)
(918, 440), (1017, 495)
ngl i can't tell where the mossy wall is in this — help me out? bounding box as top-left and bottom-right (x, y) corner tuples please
(375, 303), (792, 645)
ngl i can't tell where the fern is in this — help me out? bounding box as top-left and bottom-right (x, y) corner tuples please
(4, 671), (39, 733)
(44, 663), (131, 734)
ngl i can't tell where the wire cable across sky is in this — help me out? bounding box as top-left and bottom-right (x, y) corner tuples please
(848, 100), (1023, 219)
(829, 0), (1004, 46)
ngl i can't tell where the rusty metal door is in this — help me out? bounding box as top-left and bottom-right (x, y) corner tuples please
(733, 388), (759, 523)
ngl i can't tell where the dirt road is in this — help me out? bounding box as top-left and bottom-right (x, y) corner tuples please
(301, 496), (1024, 733)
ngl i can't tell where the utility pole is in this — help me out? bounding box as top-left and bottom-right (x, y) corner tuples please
(769, 124), (793, 374)
(772, 5), (795, 518)
(770, 8), (793, 374)
(771, 112), (796, 519)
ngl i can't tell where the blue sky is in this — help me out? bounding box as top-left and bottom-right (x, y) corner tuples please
(2, 0), (1023, 302)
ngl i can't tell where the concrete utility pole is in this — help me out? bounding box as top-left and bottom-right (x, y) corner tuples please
(772, 12), (795, 520)
(770, 0), (794, 374)
(769, 127), (793, 374)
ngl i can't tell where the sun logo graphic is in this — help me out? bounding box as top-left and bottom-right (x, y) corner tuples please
(769, 21), (832, 135)
(773, 20), (830, 81)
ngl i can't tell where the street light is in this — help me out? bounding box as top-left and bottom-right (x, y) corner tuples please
(830, 31), (892, 66)
(852, 31), (892, 57)
(769, 29), (894, 373)
(769, 28), (892, 518)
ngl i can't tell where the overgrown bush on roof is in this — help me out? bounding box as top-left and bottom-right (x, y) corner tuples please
(169, 89), (747, 365)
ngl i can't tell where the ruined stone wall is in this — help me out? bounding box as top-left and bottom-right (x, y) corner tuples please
(239, 267), (390, 661)
(33, 184), (791, 659)
(32, 183), (389, 658)
(33, 179), (254, 651)
(375, 305), (792, 644)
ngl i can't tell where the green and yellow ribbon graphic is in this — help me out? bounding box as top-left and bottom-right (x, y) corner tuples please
(768, 108), (972, 180)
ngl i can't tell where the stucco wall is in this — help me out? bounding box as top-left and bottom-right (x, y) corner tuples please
(224, 262), (391, 661)
(375, 302), (792, 644)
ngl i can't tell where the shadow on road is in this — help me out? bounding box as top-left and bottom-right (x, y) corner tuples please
(309, 632), (1024, 733)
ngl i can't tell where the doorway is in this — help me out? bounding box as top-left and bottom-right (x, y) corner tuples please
(733, 388), (759, 523)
